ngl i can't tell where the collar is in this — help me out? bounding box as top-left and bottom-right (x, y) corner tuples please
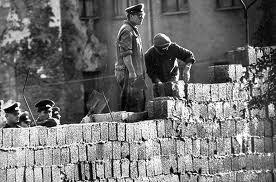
(124, 20), (139, 35)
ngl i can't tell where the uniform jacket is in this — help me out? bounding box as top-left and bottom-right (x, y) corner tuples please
(115, 20), (145, 77)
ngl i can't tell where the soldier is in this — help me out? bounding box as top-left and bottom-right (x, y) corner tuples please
(18, 111), (32, 127)
(3, 102), (21, 128)
(52, 106), (61, 124)
(115, 3), (147, 112)
(35, 99), (59, 127)
(145, 33), (196, 95)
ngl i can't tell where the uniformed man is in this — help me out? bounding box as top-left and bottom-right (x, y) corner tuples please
(3, 102), (21, 128)
(52, 106), (61, 124)
(18, 111), (32, 127)
(145, 33), (196, 96)
(35, 99), (59, 127)
(115, 3), (147, 112)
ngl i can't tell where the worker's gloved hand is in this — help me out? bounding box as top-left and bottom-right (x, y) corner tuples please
(182, 63), (192, 83)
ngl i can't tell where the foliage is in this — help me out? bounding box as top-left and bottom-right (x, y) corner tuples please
(253, 0), (274, 46)
(241, 47), (276, 109)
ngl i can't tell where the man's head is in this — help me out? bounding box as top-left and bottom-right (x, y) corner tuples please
(52, 106), (61, 120)
(125, 3), (145, 25)
(19, 111), (31, 127)
(35, 99), (55, 120)
(153, 33), (172, 54)
(4, 102), (21, 125)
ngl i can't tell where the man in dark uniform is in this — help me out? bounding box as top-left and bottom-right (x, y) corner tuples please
(35, 99), (59, 127)
(3, 102), (21, 128)
(115, 3), (147, 112)
(18, 111), (32, 127)
(145, 33), (196, 95)
(52, 106), (61, 124)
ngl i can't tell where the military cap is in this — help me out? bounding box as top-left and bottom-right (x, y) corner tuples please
(3, 102), (21, 114)
(35, 99), (55, 112)
(19, 111), (31, 123)
(125, 3), (144, 14)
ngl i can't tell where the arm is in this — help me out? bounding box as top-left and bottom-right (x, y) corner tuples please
(174, 44), (196, 82)
(118, 30), (136, 79)
(145, 50), (161, 84)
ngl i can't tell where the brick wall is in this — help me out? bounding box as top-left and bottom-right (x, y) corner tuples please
(0, 79), (275, 181)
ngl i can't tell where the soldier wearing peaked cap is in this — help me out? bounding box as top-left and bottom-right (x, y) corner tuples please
(115, 3), (147, 112)
(3, 102), (21, 128)
(34, 99), (59, 127)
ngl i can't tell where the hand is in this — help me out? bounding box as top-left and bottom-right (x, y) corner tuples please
(182, 69), (190, 83)
(129, 72), (137, 80)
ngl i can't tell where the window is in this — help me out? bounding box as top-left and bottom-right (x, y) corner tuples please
(161, 0), (189, 14)
(217, 0), (242, 9)
(113, 0), (139, 17)
(79, 0), (100, 19)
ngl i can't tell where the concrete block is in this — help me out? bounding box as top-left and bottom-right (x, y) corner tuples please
(187, 83), (195, 101)
(82, 123), (92, 143)
(60, 147), (70, 165)
(161, 156), (170, 175)
(194, 83), (204, 101)
(78, 144), (87, 162)
(105, 161), (112, 178)
(138, 160), (146, 177)
(138, 142), (147, 160)
(184, 137), (192, 155)
(112, 160), (121, 178)
(176, 140), (185, 156)
(200, 139), (208, 156)
(3, 128), (12, 147)
(164, 119), (174, 138)
(264, 137), (273, 153)
(87, 144), (96, 162)
(9, 150), (20, 168)
(208, 139), (217, 157)
(126, 123), (135, 142)
(25, 167), (34, 182)
(0, 169), (6, 182)
(70, 145), (79, 164)
(140, 122), (150, 141)
(253, 137), (264, 153)
(34, 148), (44, 166)
(103, 142), (112, 160)
(46, 127), (57, 146)
(65, 164), (75, 180)
(0, 150), (8, 169)
(264, 119), (273, 137)
(182, 122), (197, 138)
(65, 124), (83, 144)
(43, 148), (53, 167)
(25, 148), (35, 167)
(211, 84), (219, 101)
(52, 148), (61, 166)
(117, 123), (126, 141)
(183, 155), (193, 172)
(96, 161), (105, 179)
(146, 159), (154, 177)
(222, 156), (232, 172)
(208, 158), (217, 174)
(152, 156), (162, 176)
(134, 123), (142, 141)
(108, 122), (117, 141)
(91, 123), (101, 143)
(193, 156), (209, 174)
(121, 159), (130, 177)
(129, 142), (138, 161)
(56, 126), (65, 145)
(7, 168), (16, 182)
(96, 143), (104, 160)
(51, 165), (61, 182)
(13, 128), (29, 147)
(192, 139), (200, 157)
(215, 102), (224, 119)
(112, 141), (121, 160)
(16, 167), (25, 182)
(34, 167), (42, 182)
(157, 120), (165, 138)
(202, 84), (211, 101)
(42, 167), (51, 182)
(38, 127), (47, 146)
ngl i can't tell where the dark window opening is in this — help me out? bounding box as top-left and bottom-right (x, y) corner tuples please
(217, 0), (242, 9)
(79, 0), (100, 19)
(161, 0), (189, 13)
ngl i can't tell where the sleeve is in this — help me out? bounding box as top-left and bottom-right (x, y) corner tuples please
(145, 50), (160, 83)
(174, 43), (196, 64)
(118, 29), (133, 57)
